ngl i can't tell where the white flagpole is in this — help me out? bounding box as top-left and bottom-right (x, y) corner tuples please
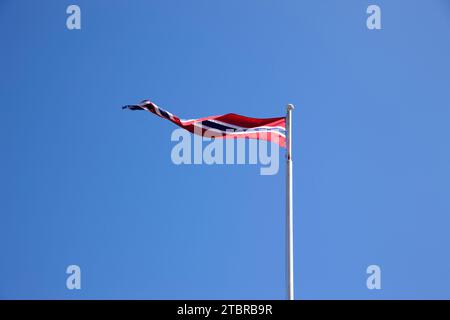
(286, 104), (294, 300)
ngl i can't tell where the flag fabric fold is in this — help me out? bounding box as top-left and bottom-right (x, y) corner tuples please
(123, 100), (286, 147)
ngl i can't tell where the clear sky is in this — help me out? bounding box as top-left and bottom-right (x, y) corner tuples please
(1, 0), (450, 299)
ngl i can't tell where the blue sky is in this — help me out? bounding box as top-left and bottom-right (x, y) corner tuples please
(1, 0), (450, 299)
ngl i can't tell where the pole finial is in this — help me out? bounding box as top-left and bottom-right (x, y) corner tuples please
(287, 104), (295, 111)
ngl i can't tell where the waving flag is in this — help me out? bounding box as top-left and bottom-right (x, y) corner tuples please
(123, 100), (286, 147)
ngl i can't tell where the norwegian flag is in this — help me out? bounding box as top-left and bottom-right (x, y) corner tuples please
(123, 100), (286, 147)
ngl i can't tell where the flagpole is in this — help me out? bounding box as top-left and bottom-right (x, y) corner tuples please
(286, 104), (294, 300)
